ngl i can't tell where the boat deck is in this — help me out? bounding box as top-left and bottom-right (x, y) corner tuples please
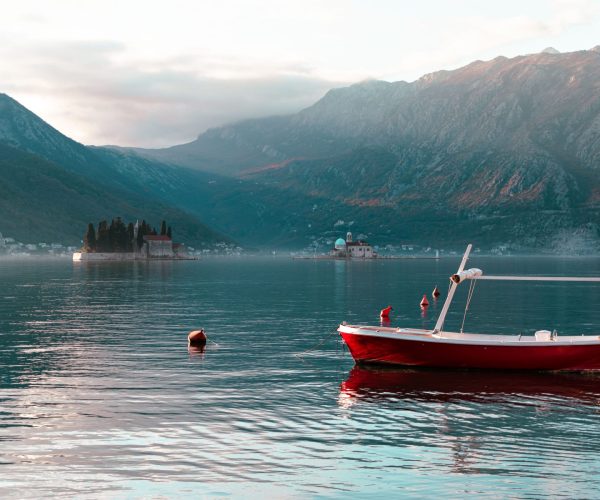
(340, 323), (600, 346)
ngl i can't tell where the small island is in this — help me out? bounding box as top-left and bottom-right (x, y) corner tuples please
(72, 218), (191, 261)
(330, 232), (376, 258)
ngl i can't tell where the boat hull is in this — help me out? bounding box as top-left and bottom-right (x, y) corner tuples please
(339, 328), (600, 371)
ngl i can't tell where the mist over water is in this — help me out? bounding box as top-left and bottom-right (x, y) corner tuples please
(1, 256), (600, 497)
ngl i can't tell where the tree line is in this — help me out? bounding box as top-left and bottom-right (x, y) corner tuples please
(83, 218), (172, 253)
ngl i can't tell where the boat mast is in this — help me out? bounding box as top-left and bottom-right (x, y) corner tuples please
(433, 244), (472, 333)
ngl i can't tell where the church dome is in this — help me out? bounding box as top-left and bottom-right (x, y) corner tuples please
(334, 238), (346, 249)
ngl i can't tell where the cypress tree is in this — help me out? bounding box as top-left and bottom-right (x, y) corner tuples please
(137, 220), (148, 250)
(137, 224), (144, 250)
(97, 220), (110, 252)
(127, 222), (134, 252)
(160, 220), (167, 236)
(109, 219), (116, 252)
(83, 223), (96, 252)
(117, 218), (127, 251)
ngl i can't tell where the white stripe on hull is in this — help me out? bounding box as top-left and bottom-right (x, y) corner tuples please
(338, 324), (600, 347)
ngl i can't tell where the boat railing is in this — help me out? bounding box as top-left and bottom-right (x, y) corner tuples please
(434, 244), (600, 334)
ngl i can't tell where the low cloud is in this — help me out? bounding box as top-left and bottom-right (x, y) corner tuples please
(1, 0), (598, 147)
(0, 41), (342, 147)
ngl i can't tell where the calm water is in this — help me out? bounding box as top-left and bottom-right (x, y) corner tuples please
(1, 256), (600, 498)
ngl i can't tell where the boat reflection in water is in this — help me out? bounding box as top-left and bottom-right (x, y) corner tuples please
(339, 366), (600, 475)
(339, 365), (600, 407)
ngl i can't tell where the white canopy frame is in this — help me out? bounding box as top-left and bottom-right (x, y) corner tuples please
(433, 244), (600, 333)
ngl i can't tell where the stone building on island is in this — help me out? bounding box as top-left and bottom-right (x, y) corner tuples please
(142, 234), (174, 258)
(330, 232), (376, 259)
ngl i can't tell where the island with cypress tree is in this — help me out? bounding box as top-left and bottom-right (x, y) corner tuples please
(73, 218), (190, 261)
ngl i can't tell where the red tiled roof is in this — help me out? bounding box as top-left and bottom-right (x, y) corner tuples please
(143, 235), (171, 241)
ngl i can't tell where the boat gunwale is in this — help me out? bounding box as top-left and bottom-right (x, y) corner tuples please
(339, 324), (600, 347)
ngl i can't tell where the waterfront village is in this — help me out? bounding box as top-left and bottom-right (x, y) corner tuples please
(294, 220), (498, 257)
(310, 231), (440, 259)
(0, 232), (79, 257)
(0, 218), (497, 260)
(0, 219), (242, 259)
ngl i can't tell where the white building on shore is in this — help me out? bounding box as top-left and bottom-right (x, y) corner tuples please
(331, 232), (376, 259)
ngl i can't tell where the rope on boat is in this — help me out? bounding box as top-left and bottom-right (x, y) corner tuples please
(294, 325), (340, 359)
(460, 278), (478, 333)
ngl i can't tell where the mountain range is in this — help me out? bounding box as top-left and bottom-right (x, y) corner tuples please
(2, 47), (600, 252)
(0, 93), (231, 247)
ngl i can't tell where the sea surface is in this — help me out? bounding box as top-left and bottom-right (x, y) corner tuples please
(1, 255), (600, 498)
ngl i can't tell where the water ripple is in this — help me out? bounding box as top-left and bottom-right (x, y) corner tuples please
(1, 257), (600, 497)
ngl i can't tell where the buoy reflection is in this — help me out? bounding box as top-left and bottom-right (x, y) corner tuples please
(188, 344), (206, 359)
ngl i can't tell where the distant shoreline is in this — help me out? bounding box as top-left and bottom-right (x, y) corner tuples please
(292, 255), (441, 260)
(72, 252), (197, 262)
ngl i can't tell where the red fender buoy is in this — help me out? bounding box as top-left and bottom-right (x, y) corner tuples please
(420, 294), (429, 307)
(380, 305), (393, 318)
(188, 329), (207, 346)
(432, 286), (440, 298)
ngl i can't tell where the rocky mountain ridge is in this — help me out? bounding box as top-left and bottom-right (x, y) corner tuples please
(136, 48), (600, 177)
(129, 48), (600, 251)
(3, 48), (600, 252)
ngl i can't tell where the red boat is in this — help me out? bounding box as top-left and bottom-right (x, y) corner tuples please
(338, 244), (600, 371)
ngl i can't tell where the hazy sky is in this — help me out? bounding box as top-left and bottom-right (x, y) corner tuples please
(1, 0), (599, 147)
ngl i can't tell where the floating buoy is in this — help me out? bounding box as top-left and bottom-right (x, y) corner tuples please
(188, 329), (207, 346)
(432, 286), (441, 299)
(380, 305), (393, 318)
(420, 294), (429, 307)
